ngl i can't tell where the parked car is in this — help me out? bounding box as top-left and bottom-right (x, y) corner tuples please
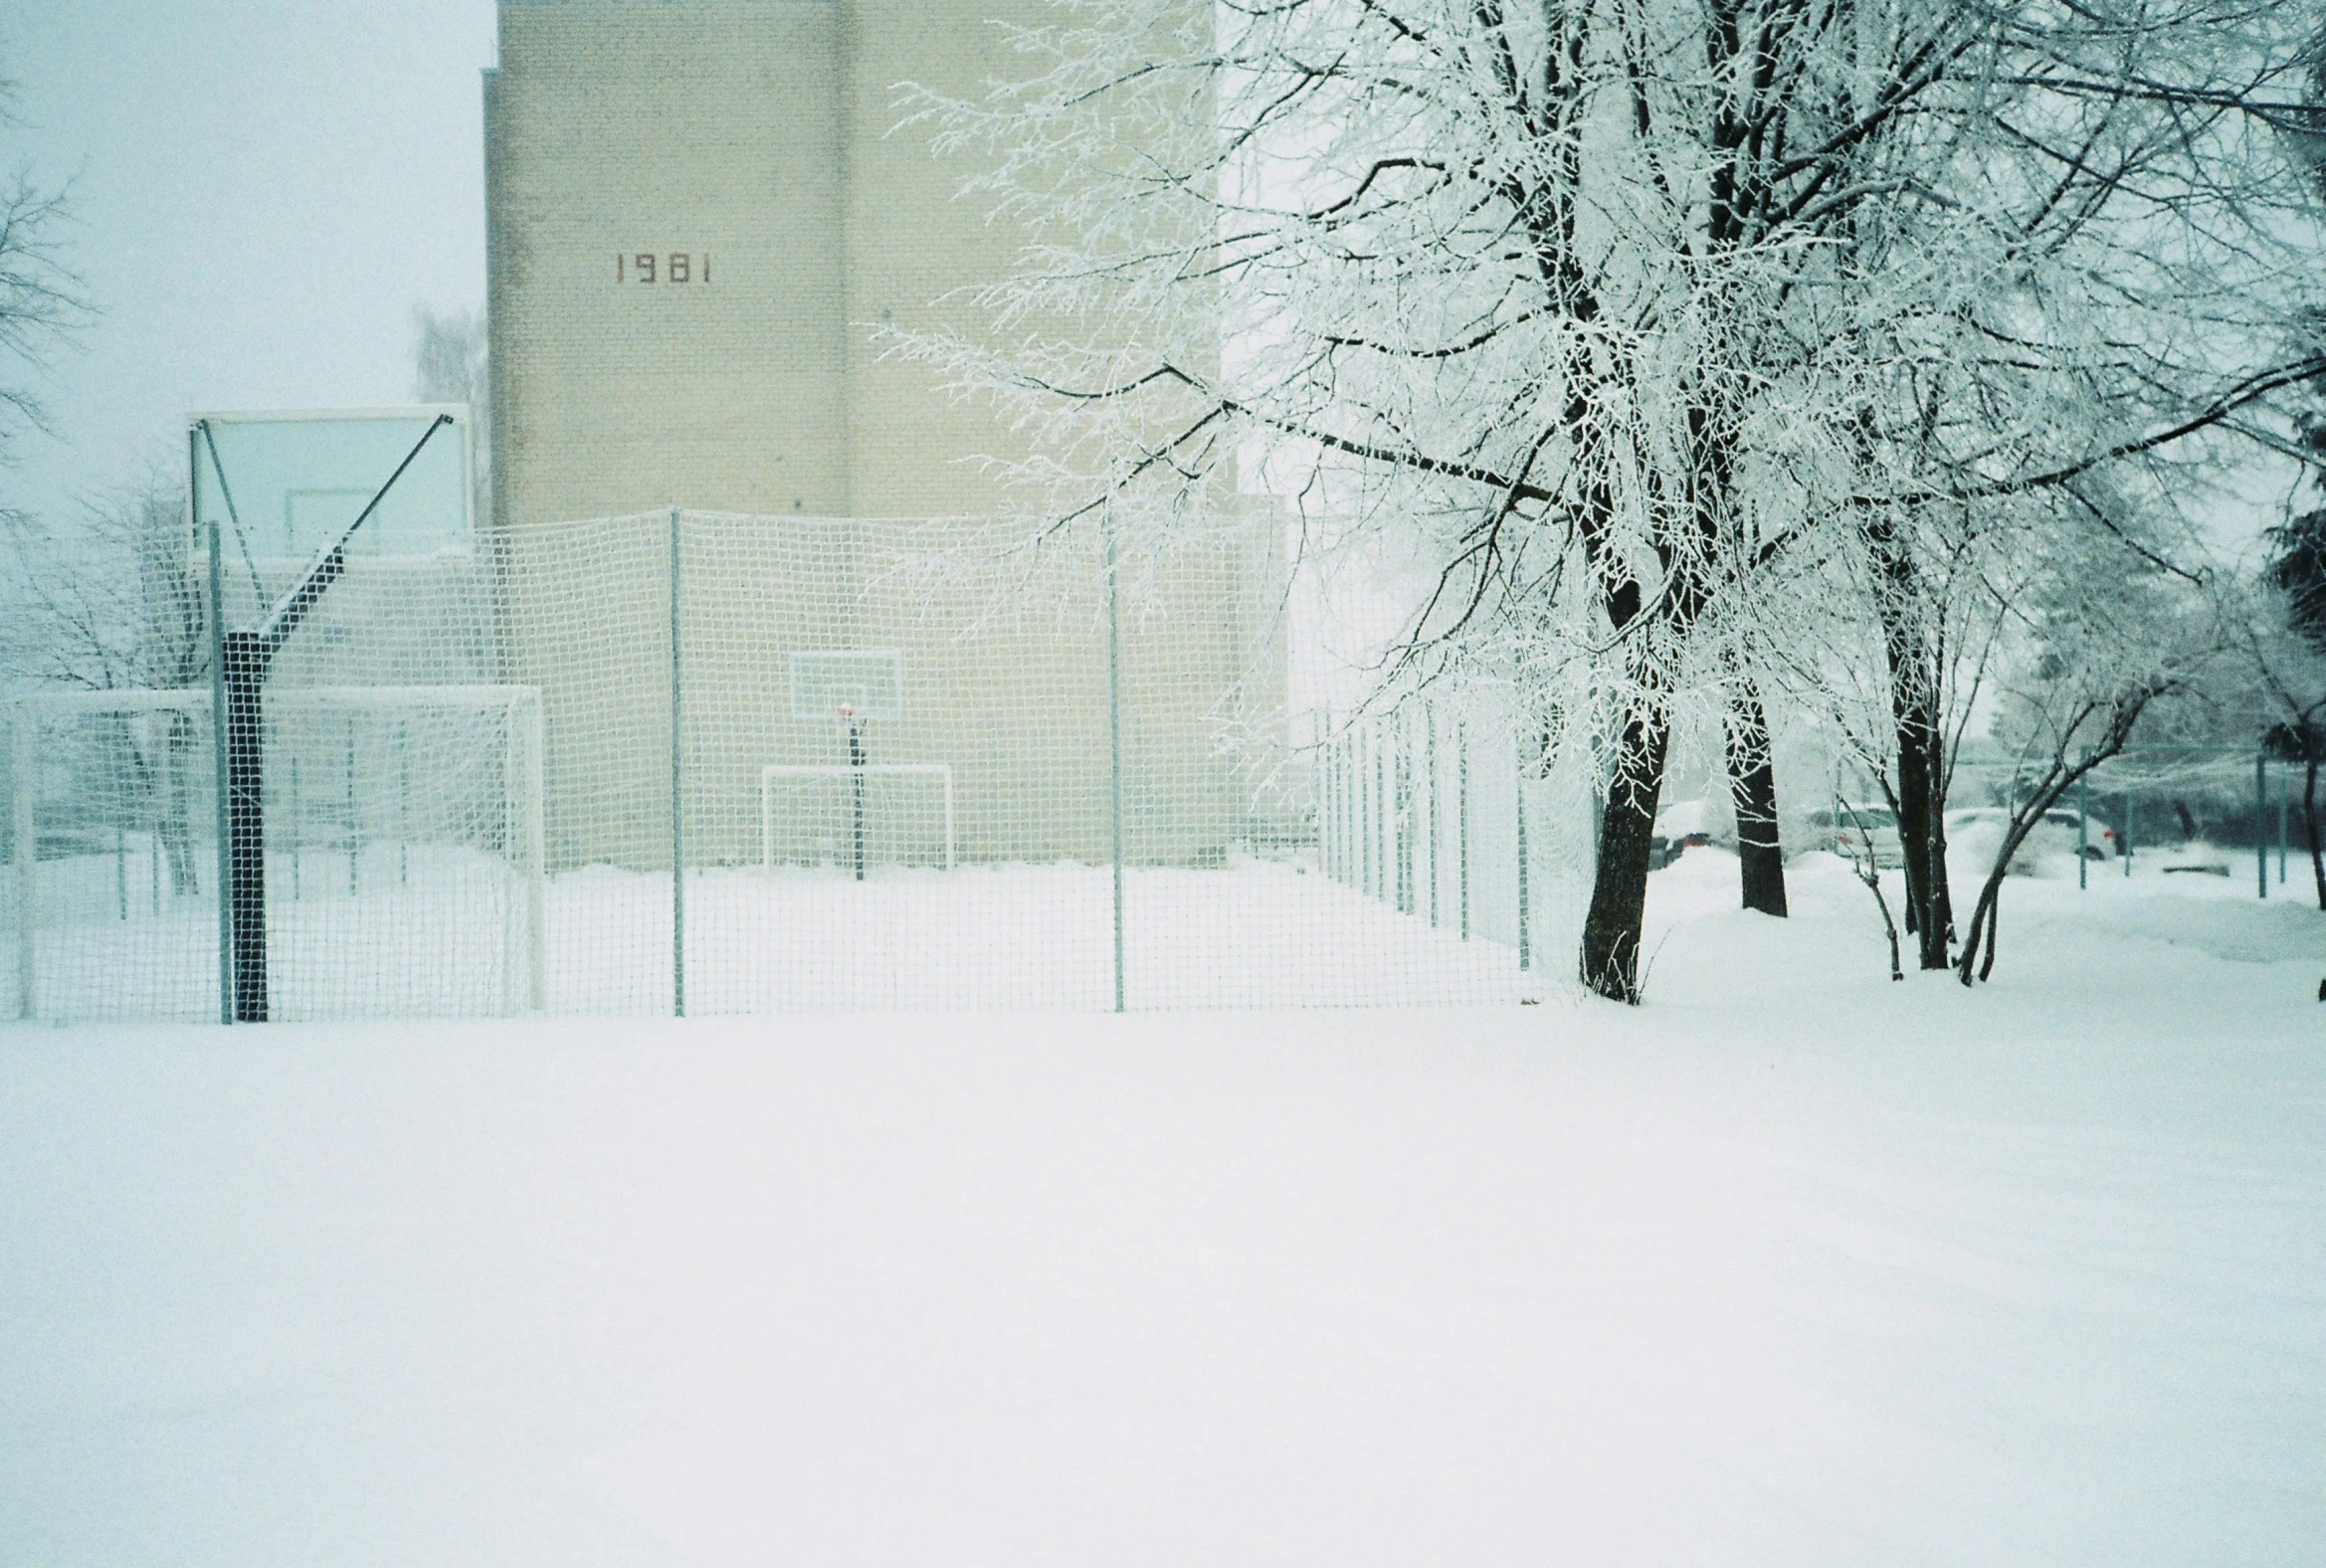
(1805, 804), (1904, 868)
(1651, 799), (1713, 869)
(1945, 806), (2115, 870)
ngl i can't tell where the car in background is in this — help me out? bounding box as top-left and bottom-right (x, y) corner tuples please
(1651, 799), (1713, 869)
(1805, 803), (1904, 868)
(1945, 806), (2115, 871)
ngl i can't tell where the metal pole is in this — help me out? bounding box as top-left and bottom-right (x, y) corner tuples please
(849, 722), (867, 882)
(1106, 512), (1125, 1014)
(2077, 772), (2088, 891)
(523, 695), (546, 1012)
(2123, 791), (2133, 878)
(223, 630), (269, 1022)
(1427, 709), (1440, 927)
(1386, 711), (1405, 916)
(2280, 764), (2290, 885)
(1515, 738), (1531, 972)
(1321, 725), (1335, 882)
(2257, 751), (2268, 900)
(150, 717), (164, 916)
(1367, 730), (1386, 897)
(1456, 716), (1469, 940)
(13, 708), (36, 1021)
(670, 507), (684, 1018)
(207, 515), (232, 1025)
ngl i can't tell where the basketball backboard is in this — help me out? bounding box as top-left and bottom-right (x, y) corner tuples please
(191, 406), (475, 562)
(789, 650), (904, 722)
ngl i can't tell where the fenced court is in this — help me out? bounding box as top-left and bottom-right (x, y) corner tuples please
(4, 506), (1579, 1023)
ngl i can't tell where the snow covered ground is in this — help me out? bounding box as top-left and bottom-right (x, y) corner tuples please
(2, 850), (2321, 1565)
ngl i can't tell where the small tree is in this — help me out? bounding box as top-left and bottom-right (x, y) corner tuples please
(2254, 505), (2326, 906)
(1955, 557), (2220, 984)
(1, 468), (207, 891)
(413, 304), (488, 524)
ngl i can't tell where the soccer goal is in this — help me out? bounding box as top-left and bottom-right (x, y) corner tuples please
(761, 764), (956, 875)
(7, 684), (543, 1022)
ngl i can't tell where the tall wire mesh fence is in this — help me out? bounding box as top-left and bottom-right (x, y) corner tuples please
(4, 509), (1577, 1023)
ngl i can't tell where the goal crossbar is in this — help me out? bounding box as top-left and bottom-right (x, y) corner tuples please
(760, 763), (956, 873)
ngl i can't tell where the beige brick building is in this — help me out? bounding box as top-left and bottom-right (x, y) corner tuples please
(483, 0), (1282, 872)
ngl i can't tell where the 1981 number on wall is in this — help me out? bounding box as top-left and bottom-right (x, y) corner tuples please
(617, 253), (710, 284)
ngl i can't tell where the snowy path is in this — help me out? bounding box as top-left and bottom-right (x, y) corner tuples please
(2, 855), (2321, 1565)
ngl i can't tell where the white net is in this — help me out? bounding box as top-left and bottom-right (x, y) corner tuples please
(5, 508), (1576, 1021)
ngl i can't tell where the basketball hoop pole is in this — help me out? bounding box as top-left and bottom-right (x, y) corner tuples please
(841, 706), (867, 882)
(201, 413), (455, 1023)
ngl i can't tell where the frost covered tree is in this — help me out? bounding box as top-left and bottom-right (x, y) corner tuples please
(0, 79), (93, 524)
(0, 469), (208, 892)
(907, 0), (2326, 999)
(412, 304), (489, 524)
(2251, 504), (2326, 906)
(1950, 508), (2226, 982)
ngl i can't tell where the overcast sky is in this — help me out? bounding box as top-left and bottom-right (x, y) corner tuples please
(4, 0), (497, 525)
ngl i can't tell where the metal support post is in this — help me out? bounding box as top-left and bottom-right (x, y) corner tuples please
(670, 507), (685, 1018)
(1515, 741), (1531, 972)
(2280, 765), (2289, 885)
(13, 709), (36, 1021)
(2124, 792), (2133, 878)
(848, 722), (867, 882)
(1394, 713), (1413, 915)
(2257, 751), (2268, 899)
(208, 516), (232, 1025)
(223, 630), (269, 1022)
(1106, 513), (1125, 1014)
(1456, 716), (1469, 939)
(524, 696), (546, 1012)
(1377, 733), (1390, 901)
(2077, 773), (2088, 890)
(1426, 710), (1440, 927)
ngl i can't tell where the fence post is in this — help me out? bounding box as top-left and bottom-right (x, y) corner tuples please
(2256, 751), (2267, 900)
(2078, 773), (2088, 891)
(12, 707), (35, 1021)
(207, 516), (232, 1024)
(1106, 511), (1125, 1014)
(525, 694), (546, 1012)
(2123, 792), (2133, 878)
(670, 507), (685, 1018)
(2280, 764), (2290, 885)
(1515, 737), (1531, 973)
(1395, 711), (1413, 914)
(1426, 709), (1440, 927)
(1456, 715), (1469, 939)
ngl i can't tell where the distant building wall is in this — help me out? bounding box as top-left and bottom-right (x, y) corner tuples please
(485, 1), (1281, 871)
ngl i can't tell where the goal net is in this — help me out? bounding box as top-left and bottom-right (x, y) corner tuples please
(5, 686), (541, 1023)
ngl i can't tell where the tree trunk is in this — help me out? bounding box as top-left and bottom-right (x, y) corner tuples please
(1724, 674), (1786, 916)
(1868, 511), (1951, 969)
(1581, 698), (1672, 1002)
(1893, 701), (1952, 968)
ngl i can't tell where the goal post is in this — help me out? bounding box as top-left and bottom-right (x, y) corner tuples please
(7, 683), (544, 1021)
(761, 763), (956, 875)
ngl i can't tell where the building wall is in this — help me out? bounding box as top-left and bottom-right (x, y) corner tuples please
(485, 0), (1279, 871)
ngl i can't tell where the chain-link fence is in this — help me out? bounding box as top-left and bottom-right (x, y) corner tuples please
(4, 509), (1573, 1023)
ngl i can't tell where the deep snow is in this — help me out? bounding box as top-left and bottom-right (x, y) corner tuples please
(2, 850), (2321, 1565)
